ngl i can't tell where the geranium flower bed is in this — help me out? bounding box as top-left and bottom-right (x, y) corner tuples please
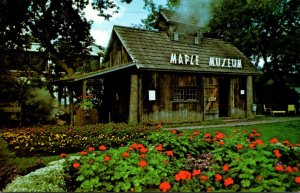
(62, 129), (300, 192)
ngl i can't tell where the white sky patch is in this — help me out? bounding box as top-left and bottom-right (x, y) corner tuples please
(85, 0), (165, 47)
(91, 29), (110, 46)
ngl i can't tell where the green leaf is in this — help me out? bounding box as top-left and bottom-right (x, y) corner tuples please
(241, 179), (251, 188)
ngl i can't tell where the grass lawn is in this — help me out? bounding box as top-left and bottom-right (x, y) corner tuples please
(183, 120), (300, 145)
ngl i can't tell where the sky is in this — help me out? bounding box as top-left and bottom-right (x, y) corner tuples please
(85, 0), (167, 47)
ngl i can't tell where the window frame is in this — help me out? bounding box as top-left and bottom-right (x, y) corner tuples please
(172, 86), (199, 103)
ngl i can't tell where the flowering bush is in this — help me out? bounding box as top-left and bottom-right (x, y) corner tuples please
(61, 128), (300, 192)
(1, 123), (159, 156)
(76, 95), (99, 110)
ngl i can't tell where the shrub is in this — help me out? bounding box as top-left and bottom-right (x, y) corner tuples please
(62, 129), (300, 192)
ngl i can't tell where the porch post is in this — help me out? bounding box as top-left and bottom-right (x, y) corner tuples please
(129, 74), (138, 123)
(82, 80), (87, 98)
(69, 85), (75, 126)
(246, 76), (254, 118)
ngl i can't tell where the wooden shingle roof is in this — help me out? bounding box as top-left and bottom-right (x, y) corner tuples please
(113, 25), (262, 75)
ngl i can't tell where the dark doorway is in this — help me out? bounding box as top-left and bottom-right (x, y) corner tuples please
(219, 78), (230, 117)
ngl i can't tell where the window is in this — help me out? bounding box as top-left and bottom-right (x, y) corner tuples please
(173, 87), (198, 101)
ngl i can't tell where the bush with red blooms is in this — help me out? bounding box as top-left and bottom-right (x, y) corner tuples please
(61, 128), (300, 192)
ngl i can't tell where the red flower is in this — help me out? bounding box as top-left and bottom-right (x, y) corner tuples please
(99, 145), (106, 151)
(128, 147), (134, 151)
(215, 174), (222, 181)
(73, 162), (80, 169)
(273, 149), (281, 158)
(157, 123), (162, 129)
(136, 144), (145, 150)
(270, 138), (278, 143)
(175, 170), (191, 181)
(139, 147), (148, 153)
(224, 177), (234, 186)
(104, 155), (111, 162)
(223, 164), (229, 171)
(159, 181), (171, 192)
(293, 167), (299, 172)
(140, 153), (146, 158)
(205, 133), (211, 138)
(295, 176), (300, 184)
(171, 130), (177, 134)
(155, 144), (163, 151)
(215, 132), (224, 140)
(237, 144), (243, 150)
(205, 138), (211, 142)
(200, 175), (208, 182)
(219, 141), (225, 145)
(249, 143), (256, 149)
(59, 153), (67, 158)
(80, 151), (87, 156)
(192, 170), (201, 176)
(296, 144), (300, 147)
(251, 129), (257, 133)
(283, 140), (289, 145)
(207, 187), (212, 192)
(286, 166), (293, 173)
(193, 131), (199, 135)
(138, 160), (147, 168)
(275, 165), (284, 171)
(166, 150), (174, 157)
(88, 147), (95, 152)
(131, 143), (139, 149)
(255, 139), (264, 146)
(122, 152), (130, 157)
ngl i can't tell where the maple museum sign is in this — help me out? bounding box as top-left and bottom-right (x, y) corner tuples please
(169, 53), (243, 68)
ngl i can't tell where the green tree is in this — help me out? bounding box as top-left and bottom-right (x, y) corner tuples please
(0, 0), (133, 124)
(209, 0), (300, 108)
(0, 0), (132, 75)
(209, 0), (299, 76)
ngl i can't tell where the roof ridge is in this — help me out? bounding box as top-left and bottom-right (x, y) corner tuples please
(113, 25), (160, 33)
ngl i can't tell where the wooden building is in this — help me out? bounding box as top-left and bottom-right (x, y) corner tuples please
(59, 9), (262, 125)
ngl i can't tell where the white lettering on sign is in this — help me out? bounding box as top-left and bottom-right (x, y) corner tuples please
(209, 57), (242, 68)
(170, 53), (199, 65)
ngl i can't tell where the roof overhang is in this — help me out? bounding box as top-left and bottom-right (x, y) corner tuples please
(52, 63), (136, 84)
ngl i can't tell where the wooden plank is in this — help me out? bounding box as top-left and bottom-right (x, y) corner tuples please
(205, 87), (218, 111)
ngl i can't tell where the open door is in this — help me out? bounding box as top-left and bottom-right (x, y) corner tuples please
(218, 78), (230, 117)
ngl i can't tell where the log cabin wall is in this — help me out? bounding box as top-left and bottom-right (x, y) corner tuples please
(139, 72), (248, 124)
(140, 71), (204, 124)
(108, 34), (131, 68)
